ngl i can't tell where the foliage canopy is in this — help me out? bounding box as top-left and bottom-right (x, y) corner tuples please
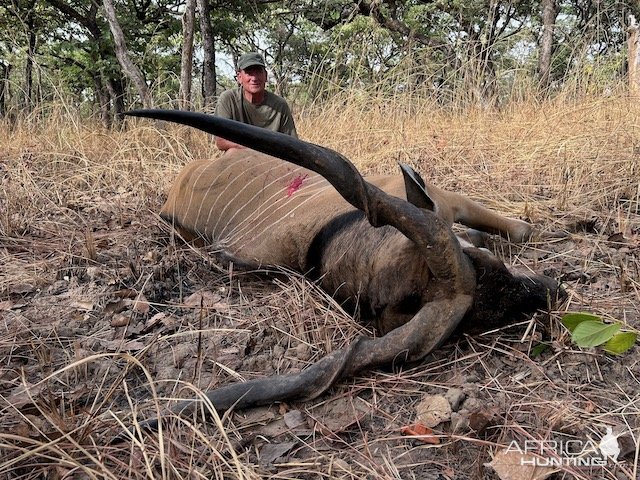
(0, 0), (638, 124)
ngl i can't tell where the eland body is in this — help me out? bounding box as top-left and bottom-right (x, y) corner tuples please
(124, 110), (563, 432)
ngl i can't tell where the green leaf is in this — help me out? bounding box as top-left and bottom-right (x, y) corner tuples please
(572, 321), (620, 347)
(530, 343), (549, 358)
(603, 332), (637, 355)
(562, 312), (602, 332)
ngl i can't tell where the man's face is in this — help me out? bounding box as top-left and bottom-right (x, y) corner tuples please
(237, 65), (267, 94)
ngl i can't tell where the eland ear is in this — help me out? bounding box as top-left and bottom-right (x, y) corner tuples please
(399, 163), (436, 211)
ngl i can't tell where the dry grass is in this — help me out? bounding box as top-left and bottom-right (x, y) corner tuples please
(1, 93), (639, 479)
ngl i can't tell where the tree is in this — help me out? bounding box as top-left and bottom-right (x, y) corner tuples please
(629, 15), (640, 94)
(44, 0), (125, 126)
(179, 0), (196, 110)
(102, 0), (152, 108)
(23, 0), (38, 111)
(198, 0), (216, 108)
(538, 0), (559, 89)
(0, 59), (11, 118)
(3, 0), (41, 112)
(2, 0), (639, 120)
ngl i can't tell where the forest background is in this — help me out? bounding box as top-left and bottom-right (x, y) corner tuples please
(2, 0), (640, 123)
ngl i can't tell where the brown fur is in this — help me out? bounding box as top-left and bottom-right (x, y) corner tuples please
(161, 150), (536, 333)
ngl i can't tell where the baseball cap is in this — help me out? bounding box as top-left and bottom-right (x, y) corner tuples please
(237, 52), (266, 71)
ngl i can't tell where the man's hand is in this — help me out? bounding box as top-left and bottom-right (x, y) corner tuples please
(215, 136), (247, 151)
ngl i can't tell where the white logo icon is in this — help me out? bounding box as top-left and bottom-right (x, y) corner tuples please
(598, 427), (620, 462)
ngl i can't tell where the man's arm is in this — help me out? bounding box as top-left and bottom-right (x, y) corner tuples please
(280, 110), (297, 138)
(214, 89), (246, 151)
(215, 136), (245, 151)
(273, 94), (297, 138)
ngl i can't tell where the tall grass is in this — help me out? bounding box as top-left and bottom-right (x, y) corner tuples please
(2, 90), (639, 291)
(4, 90), (639, 232)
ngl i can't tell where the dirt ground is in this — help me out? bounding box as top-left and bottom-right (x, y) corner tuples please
(1, 118), (640, 479)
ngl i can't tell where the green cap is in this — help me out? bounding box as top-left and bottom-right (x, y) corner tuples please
(237, 52), (266, 71)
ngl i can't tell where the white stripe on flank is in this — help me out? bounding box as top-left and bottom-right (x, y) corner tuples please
(207, 156), (278, 237)
(223, 175), (331, 243)
(168, 154), (348, 261)
(226, 183), (334, 253)
(213, 163), (309, 238)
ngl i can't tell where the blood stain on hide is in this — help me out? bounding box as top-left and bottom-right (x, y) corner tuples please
(286, 174), (308, 197)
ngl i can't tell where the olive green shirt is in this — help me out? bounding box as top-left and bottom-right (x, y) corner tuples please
(215, 88), (298, 138)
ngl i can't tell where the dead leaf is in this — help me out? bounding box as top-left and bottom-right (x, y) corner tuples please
(9, 283), (35, 294)
(0, 300), (26, 310)
(71, 300), (94, 311)
(132, 295), (150, 314)
(284, 410), (307, 430)
(183, 290), (223, 308)
(124, 322), (144, 336)
(259, 442), (296, 465)
(486, 449), (557, 480)
(311, 396), (369, 433)
(235, 406), (295, 438)
(104, 299), (128, 315)
(416, 394), (451, 427)
(113, 288), (137, 299)
(6, 382), (47, 410)
(258, 418), (289, 438)
(469, 407), (498, 434)
(111, 314), (129, 327)
(143, 312), (179, 332)
(400, 422), (440, 444)
(145, 311), (166, 328)
(239, 406), (277, 424)
(329, 458), (352, 473)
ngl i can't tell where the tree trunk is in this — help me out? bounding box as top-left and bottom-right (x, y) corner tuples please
(179, 0), (196, 110)
(102, 0), (153, 108)
(538, 0), (558, 89)
(106, 77), (125, 124)
(0, 62), (11, 118)
(24, 0), (37, 111)
(93, 75), (112, 128)
(197, 0), (216, 109)
(45, 0), (125, 122)
(628, 15), (640, 95)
